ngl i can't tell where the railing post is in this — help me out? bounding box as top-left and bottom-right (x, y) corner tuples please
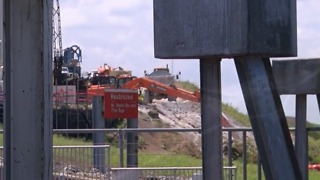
(242, 131), (247, 180)
(228, 130), (233, 180)
(257, 153), (262, 180)
(119, 130), (124, 168)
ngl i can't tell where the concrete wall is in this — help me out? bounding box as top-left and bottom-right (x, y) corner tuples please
(154, 0), (296, 59)
(273, 59), (320, 95)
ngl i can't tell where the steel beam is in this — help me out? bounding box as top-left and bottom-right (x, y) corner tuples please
(4, 0), (53, 179)
(200, 59), (222, 180)
(234, 57), (302, 180)
(295, 94), (308, 180)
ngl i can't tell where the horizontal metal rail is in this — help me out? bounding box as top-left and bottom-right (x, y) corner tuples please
(0, 127), (317, 134)
(51, 127), (310, 133)
(53, 145), (110, 148)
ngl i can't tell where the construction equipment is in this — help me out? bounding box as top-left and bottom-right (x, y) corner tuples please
(87, 64), (200, 103)
(52, 0), (82, 86)
(97, 63), (132, 77)
(144, 65), (175, 86)
(122, 77), (200, 103)
(86, 64), (133, 96)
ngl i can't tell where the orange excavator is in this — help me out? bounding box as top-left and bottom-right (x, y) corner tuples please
(86, 64), (235, 128)
(121, 77), (200, 103)
(87, 64), (200, 103)
(119, 76), (235, 127)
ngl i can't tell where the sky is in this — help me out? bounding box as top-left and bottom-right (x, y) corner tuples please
(59, 0), (320, 124)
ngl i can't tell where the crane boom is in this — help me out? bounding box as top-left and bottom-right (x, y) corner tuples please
(52, 0), (63, 57)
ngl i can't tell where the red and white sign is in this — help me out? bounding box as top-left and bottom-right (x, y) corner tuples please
(104, 89), (138, 119)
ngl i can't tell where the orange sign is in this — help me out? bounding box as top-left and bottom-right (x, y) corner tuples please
(104, 89), (138, 119)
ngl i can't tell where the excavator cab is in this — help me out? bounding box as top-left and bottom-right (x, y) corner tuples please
(89, 75), (117, 87)
(87, 75), (117, 97)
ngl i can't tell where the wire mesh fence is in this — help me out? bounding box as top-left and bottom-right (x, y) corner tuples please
(52, 145), (110, 179)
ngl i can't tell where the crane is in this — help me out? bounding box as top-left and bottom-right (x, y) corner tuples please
(52, 0), (82, 85)
(52, 0), (64, 85)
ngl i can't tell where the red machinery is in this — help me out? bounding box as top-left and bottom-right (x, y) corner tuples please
(122, 77), (200, 102)
(87, 64), (133, 96)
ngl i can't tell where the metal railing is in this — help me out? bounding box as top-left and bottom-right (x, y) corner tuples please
(0, 127), (319, 179)
(52, 128), (252, 180)
(53, 145), (111, 179)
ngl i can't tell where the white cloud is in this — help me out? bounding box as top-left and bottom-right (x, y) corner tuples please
(297, 0), (320, 60)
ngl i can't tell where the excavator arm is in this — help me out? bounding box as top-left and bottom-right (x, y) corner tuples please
(122, 77), (201, 102)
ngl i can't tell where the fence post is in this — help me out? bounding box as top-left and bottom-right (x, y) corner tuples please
(92, 96), (105, 173)
(228, 130), (233, 180)
(242, 131), (247, 180)
(119, 130), (124, 167)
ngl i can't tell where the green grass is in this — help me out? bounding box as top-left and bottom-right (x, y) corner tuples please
(50, 135), (320, 179)
(138, 153), (201, 167)
(310, 171), (320, 180)
(175, 80), (199, 92)
(222, 103), (250, 126)
(0, 133), (319, 179)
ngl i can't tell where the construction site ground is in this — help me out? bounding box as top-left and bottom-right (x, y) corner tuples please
(136, 98), (247, 158)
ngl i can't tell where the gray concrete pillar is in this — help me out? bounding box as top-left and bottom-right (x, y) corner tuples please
(235, 57), (302, 179)
(92, 96), (105, 173)
(200, 59), (222, 180)
(295, 94), (308, 180)
(127, 118), (138, 167)
(3, 0), (53, 179)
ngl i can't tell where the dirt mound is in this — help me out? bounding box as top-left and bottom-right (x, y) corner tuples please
(137, 99), (254, 159)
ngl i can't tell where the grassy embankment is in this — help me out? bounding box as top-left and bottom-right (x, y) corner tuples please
(177, 80), (320, 161)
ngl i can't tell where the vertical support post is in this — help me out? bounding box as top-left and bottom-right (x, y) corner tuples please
(4, 0), (53, 179)
(200, 59), (222, 180)
(295, 94), (308, 180)
(92, 96), (105, 173)
(127, 119), (138, 167)
(234, 57), (302, 179)
(242, 131), (247, 180)
(119, 130), (124, 167)
(316, 95), (320, 115)
(227, 131), (233, 180)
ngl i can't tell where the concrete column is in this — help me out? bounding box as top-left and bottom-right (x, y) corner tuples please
(127, 118), (138, 167)
(92, 96), (105, 173)
(234, 57), (302, 179)
(295, 94), (308, 180)
(200, 59), (222, 180)
(4, 0), (52, 179)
